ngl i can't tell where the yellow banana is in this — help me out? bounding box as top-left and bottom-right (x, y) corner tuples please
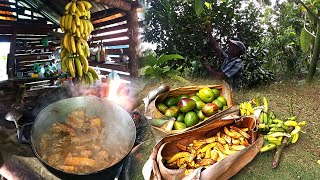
(86, 20), (93, 33)
(60, 15), (65, 29)
(80, 39), (89, 56)
(68, 58), (76, 78)
(83, 32), (89, 41)
(70, 35), (76, 53)
(81, 1), (92, 10)
(61, 55), (68, 72)
(88, 66), (99, 80)
(63, 33), (70, 52)
(291, 133), (299, 144)
(71, 2), (76, 14)
(82, 19), (88, 34)
(167, 152), (191, 164)
(65, 2), (72, 11)
(87, 10), (91, 20)
(291, 125), (301, 135)
(75, 57), (83, 77)
(76, 28), (81, 38)
(263, 97), (268, 113)
(71, 20), (77, 33)
(247, 102), (254, 115)
(79, 20), (84, 33)
(298, 121), (306, 126)
(76, 1), (86, 12)
(74, 14), (80, 26)
(268, 132), (291, 138)
(65, 10), (69, 15)
(60, 48), (67, 59)
(84, 20), (90, 33)
(75, 6), (81, 17)
(68, 14), (73, 30)
(76, 40), (84, 56)
(223, 126), (241, 138)
(284, 121), (298, 127)
(79, 54), (88, 73)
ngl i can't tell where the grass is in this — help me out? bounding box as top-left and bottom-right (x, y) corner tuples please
(136, 78), (320, 179)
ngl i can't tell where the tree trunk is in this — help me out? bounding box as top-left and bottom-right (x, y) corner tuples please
(127, 2), (140, 78)
(306, 22), (320, 83)
(94, 0), (131, 11)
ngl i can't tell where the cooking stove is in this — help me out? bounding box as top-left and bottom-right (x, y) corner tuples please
(0, 86), (153, 180)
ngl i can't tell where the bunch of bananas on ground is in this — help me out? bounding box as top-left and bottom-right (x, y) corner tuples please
(259, 115), (306, 152)
(59, 0), (98, 85)
(239, 97), (268, 116)
(164, 126), (251, 176)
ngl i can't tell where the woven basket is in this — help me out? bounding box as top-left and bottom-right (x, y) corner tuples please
(146, 82), (237, 141)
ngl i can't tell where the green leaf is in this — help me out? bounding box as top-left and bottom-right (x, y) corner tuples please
(138, 66), (153, 76)
(204, 2), (212, 10)
(220, 0), (227, 2)
(171, 75), (190, 83)
(140, 55), (158, 67)
(157, 54), (184, 64)
(195, 0), (205, 17)
(300, 27), (315, 53)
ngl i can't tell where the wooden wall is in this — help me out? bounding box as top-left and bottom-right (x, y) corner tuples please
(89, 8), (133, 80)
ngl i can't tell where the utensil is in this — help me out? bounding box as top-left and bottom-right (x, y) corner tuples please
(5, 110), (22, 138)
(18, 96), (139, 180)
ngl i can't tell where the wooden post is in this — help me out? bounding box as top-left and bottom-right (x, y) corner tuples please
(127, 2), (140, 78)
(7, 28), (16, 79)
(94, 0), (131, 11)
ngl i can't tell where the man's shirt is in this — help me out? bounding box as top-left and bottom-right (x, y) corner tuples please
(221, 52), (244, 78)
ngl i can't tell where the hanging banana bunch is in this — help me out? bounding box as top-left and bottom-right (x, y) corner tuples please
(59, 0), (98, 85)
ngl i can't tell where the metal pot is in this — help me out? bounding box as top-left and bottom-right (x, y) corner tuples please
(19, 96), (137, 180)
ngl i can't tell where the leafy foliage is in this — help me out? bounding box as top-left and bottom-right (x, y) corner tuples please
(139, 52), (187, 82)
(143, 0), (270, 87)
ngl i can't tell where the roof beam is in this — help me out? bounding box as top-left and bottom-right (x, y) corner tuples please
(93, 0), (131, 11)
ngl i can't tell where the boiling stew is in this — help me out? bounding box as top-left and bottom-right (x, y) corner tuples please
(39, 109), (114, 174)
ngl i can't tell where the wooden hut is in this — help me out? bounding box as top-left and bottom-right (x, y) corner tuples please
(0, 0), (142, 102)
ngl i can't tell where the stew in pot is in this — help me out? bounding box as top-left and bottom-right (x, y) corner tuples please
(39, 109), (117, 174)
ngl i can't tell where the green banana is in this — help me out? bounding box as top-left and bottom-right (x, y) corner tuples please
(260, 143), (276, 153)
(269, 127), (285, 132)
(267, 137), (281, 146)
(68, 58), (76, 78)
(75, 57), (83, 77)
(88, 67), (99, 80)
(258, 123), (266, 129)
(86, 72), (94, 85)
(263, 112), (268, 125)
(273, 119), (283, 124)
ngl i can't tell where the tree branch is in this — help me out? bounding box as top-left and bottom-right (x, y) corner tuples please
(295, 0), (320, 23)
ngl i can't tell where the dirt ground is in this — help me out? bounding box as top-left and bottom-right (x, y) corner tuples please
(135, 78), (320, 179)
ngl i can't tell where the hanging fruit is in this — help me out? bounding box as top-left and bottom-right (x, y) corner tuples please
(60, 0), (98, 85)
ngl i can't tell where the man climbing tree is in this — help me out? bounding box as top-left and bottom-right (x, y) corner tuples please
(203, 26), (246, 87)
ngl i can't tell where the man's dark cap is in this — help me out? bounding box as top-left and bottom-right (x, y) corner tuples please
(229, 39), (246, 55)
